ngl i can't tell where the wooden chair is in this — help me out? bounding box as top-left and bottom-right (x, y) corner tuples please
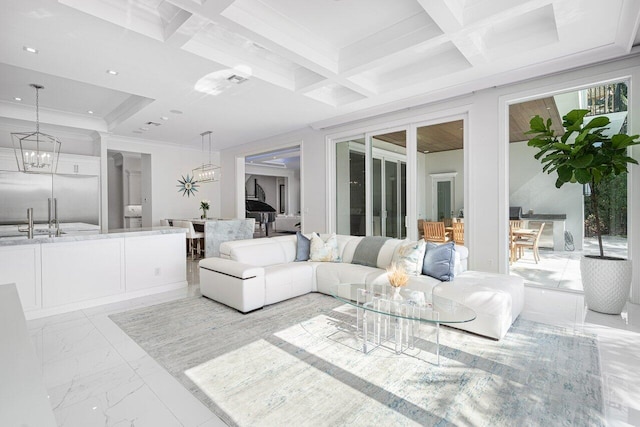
(423, 221), (450, 243)
(514, 223), (545, 263)
(443, 217), (453, 227)
(509, 220), (524, 230)
(417, 219), (425, 239)
(452, 222), (464, 245)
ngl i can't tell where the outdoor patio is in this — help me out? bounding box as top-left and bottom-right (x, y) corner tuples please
(509, 236), (628, 292)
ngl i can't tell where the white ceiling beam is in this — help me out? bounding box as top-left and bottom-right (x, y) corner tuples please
(163, 13), (209, 47)
(339, 13), (444, 75)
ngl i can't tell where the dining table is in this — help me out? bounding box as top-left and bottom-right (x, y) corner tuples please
(510, 228), (537, 262)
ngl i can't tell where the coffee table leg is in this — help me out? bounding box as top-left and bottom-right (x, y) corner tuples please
(362, 310), (368, 354)
(436, 321), (440, 366)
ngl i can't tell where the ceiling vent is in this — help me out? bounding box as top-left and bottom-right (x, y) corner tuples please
(227, 74), (248, 84)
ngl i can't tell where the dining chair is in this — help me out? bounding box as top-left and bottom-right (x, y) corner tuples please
(514, 223), (545, 263)
(423, 221), (450, 243)
(174, 220), (205, 259)
(509, 220), (524, 230)
(443, 217), (453, 228)
(452, 222), (464, 245)
(417, 219), (425, 239)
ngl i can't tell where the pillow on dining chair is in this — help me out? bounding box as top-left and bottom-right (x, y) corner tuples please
(422, 241), (456, 281)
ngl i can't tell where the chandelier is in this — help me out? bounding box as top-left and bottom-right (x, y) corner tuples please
(192, 131), (220, 183)
(11, 84), (61, 173)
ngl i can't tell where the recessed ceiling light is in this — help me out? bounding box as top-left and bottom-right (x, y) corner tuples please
(23, 46), (38, 54)
(140, 127), (149, 131)
(160, 116), (169, 121)
(169, 109), (183, 114)
(106, 69), (119, 76)
(14, 97), (22, 101)
(87, 110), (94, 114)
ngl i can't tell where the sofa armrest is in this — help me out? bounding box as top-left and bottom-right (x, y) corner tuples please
(199, 257), (264, 280)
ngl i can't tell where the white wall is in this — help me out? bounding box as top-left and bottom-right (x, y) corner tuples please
(509, 140), (584, 249)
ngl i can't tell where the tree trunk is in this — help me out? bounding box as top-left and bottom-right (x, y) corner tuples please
(590, 179), (604, 257)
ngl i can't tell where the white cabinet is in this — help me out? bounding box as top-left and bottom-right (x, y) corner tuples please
(125, 233), (186, 291)
(41, 238), (125, 307)
(1, 231), (186, 318)
(0, 245), (41, 311)
(56, 153), (100, 176)
(0, 148), (99, 175)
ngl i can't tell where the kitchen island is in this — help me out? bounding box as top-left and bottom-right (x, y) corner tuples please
(169, 218), (255, 257)
(0, 227), (187, 319)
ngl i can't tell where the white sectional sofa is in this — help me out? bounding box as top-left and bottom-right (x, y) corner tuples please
(199, 234), (524, 340)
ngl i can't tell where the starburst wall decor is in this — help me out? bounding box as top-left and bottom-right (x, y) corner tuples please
(177, 174), (199, 197)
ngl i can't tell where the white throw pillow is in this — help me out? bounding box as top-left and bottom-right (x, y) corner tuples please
(309, 233), (340, 262)
(391, 239), (426, 276)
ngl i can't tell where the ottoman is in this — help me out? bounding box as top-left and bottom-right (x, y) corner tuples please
(433, 271), (525, 340)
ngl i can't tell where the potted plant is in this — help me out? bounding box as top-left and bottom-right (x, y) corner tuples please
(526, 109), (639, 314)
(200, 199), (210, 219)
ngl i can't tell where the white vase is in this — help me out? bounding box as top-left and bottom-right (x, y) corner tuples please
(581, 255), (632, 315)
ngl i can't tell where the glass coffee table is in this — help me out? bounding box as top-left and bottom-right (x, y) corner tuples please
(330, 283), (476, 366)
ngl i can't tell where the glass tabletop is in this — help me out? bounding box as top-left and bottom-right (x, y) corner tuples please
(330, 283), (476, 324)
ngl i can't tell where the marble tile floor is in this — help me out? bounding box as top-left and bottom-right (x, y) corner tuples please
(510, 235), (628, 292)
(26, 261), (640, 426)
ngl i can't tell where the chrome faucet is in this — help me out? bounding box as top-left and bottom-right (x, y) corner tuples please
(18, 208), (35, 239)
(27, 208), (34, 239)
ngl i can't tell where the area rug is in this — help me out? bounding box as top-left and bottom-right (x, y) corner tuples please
(109, 293), (604, 426)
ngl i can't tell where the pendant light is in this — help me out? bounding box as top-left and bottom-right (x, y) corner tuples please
(192, 131), (220, 183)
(11, 84), (61, 173)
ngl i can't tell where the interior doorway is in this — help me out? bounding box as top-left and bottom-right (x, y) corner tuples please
(107, 150), (152, 230)
(244, 146), (301, 236)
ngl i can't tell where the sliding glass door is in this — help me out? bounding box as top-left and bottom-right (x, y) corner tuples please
(333, 118), (465, 241)
(335, 138), (366, 236)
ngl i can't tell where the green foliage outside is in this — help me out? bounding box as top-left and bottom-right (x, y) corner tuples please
(584, 173), (627, 237)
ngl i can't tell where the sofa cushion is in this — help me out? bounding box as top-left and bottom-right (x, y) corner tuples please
(295, 231), (311, 261)
(433, 271), (524, 340)
(264, 263), (314, 305)
(376, 239), (403, 269)
(310, 233), (340, 262)
(391, 239), (426, 276)
(339, 236), (364, 264)
(351, 236), (391, 267)
(229, 240), (289, 266)
(315, 263), (381, 294)
(423, 241), (456, 281)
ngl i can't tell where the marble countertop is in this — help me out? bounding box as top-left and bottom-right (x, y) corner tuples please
(521, 214), (567, 220)
(0, 226), (185, 247)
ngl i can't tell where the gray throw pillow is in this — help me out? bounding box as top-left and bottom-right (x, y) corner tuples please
(422, 241), (455, 281)
(295, 231), (310, 261)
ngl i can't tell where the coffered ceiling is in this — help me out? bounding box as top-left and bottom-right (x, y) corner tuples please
(0, 0), (639, 150)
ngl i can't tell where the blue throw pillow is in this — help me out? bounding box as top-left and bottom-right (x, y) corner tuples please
(422, 241), (455, 281)
(295, 231), (311, 261)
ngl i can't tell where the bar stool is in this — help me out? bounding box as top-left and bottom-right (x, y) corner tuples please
(174, 220), (204, 259)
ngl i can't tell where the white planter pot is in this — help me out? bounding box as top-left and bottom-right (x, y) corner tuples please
(580, 256), (632, 314)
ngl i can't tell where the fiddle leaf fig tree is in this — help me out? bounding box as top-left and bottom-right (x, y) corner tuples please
(526, 109), (640, 258)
